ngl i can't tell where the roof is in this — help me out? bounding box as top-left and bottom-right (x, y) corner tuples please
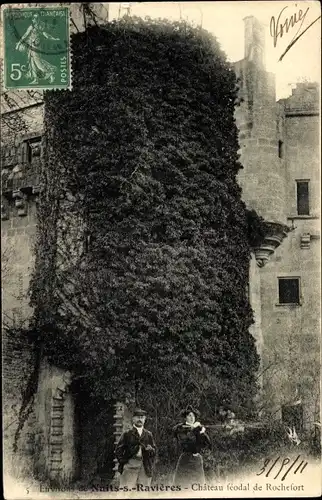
(1, 90), (43, 114)
(279, 82), (319, 115)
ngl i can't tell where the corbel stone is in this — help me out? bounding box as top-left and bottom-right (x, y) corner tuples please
(255, 235), (287, 267)
(301, 232), (320, 249)
(300, 233), (311, 249)
(32, 185), (40, 204)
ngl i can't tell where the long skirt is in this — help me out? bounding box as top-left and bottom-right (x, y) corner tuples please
(26, 50), (57, 82)
(173, 452), (205, 487)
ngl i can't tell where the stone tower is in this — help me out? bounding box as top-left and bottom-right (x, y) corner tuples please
(234, 16), (320, 427)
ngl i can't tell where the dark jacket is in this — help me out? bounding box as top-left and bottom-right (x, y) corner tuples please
(115, 427), (156, 476)
(173, 423), (211, 454)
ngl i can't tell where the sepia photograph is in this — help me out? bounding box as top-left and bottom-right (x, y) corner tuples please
(1, 1), (321, 498)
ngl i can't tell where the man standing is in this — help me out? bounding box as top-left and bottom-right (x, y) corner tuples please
(115, 408), (156, 489)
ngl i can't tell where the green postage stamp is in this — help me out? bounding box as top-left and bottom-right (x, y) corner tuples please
(2, 5), (70, 90)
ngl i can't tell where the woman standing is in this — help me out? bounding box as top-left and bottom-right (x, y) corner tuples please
(173, 405), (211, 487)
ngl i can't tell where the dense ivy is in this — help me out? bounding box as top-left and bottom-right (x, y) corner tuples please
(30, 17), (268, 419)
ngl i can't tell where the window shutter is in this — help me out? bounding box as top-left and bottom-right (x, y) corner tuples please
(296, 181), (309, 216)
(20, 141), (29, 164)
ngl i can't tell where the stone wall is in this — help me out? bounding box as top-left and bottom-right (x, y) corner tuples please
(1, 92), (43, 478)
(234, 60), (286, 223)
(2, 100), (43, 481)
(3, 329), (38, 481)
(235, 18), (320, 428)
(248, 254), (263, 378)
(259, 84), (320, 427)
(34, 361), (76, 483)
(2, 187), (39, 480)
(260, 229), (320, 426)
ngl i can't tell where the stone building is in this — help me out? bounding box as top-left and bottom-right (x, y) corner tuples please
(234, 16), (320, 430)
(1, 14), (320, 484)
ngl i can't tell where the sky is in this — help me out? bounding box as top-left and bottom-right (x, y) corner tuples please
(108, 1), (321, 99)
(1, 1), (320, 99)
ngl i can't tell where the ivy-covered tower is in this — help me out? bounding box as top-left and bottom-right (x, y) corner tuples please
(32, 15), (264, 480)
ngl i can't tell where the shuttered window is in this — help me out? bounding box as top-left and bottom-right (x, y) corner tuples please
(296, 180), (309, 216)
(21, 136), (42, 165)
(20, 141), (29, 164)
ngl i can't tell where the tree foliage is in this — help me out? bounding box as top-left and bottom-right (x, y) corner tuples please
(30, 17), (266, 420)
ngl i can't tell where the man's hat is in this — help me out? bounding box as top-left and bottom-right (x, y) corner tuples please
(180, 405), (200, 419)
(133, 408), (147, 417)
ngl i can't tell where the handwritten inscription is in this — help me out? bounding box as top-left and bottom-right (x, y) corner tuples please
(257, 455), (308, 481)
(270, 5), (321, 61)
(270, 5), (309, 47)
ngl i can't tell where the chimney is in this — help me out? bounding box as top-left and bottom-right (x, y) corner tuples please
(243, 16), (265, 67)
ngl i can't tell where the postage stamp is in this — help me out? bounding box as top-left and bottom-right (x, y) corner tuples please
(2, 6), (70, 90)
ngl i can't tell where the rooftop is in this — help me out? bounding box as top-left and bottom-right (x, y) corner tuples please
(1, 90), (43, 115)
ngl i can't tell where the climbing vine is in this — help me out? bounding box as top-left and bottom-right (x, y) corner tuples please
(27, 18), (271, 425)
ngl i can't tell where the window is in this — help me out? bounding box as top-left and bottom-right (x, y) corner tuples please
(296, 180), (310, 215)
(278, 140), (284, 159)
(278, 277), (300, 305)
(21, 137), (42, 165)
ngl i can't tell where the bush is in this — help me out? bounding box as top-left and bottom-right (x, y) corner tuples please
(202, 421), (318, 481)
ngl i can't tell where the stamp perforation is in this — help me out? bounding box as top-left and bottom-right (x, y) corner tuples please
(2, 4), (72, 91)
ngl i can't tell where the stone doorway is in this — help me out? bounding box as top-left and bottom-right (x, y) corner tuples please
(72, 384), (116, 485)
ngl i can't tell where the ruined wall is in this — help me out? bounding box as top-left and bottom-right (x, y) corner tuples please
(2, 96), (82, 483)
(2, 96), (44, 479)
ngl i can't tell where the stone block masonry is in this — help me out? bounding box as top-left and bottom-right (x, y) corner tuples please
(234, 16), (320, 429)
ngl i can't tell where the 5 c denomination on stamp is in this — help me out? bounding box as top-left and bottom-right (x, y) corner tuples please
(2, 5), (71, 90)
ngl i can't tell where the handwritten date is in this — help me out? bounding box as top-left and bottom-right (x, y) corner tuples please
(257, 454), (308, 481)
